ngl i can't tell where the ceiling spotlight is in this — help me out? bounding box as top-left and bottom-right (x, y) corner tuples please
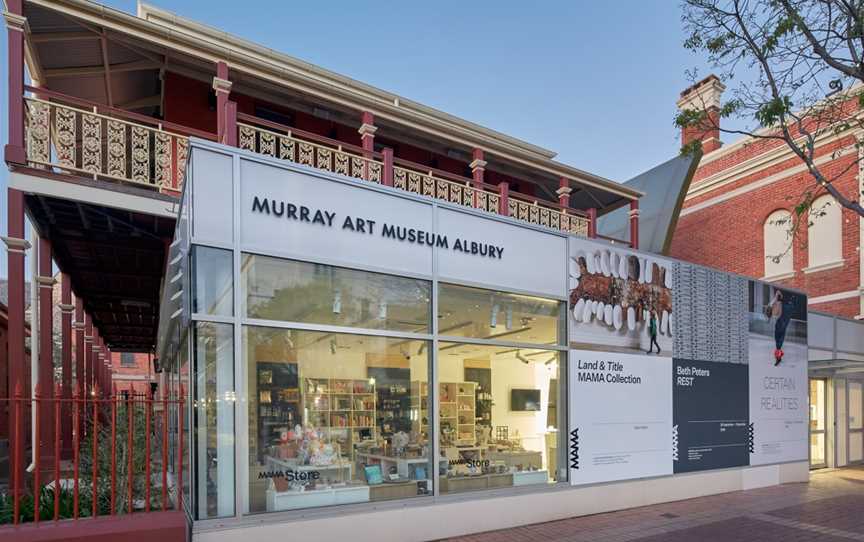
(516, 351), (530, 365)
(505, 306), (513, 330)
(329, 338), (337, 355)
(490, 303), (499, 328)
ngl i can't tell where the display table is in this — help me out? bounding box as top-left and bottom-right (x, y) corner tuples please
(485, 450), (543, 470)
(265, 456), (353, 482)
(355, 452), (429, 479)
(266, 484), (369, 511)
(440, 473), (513, 493)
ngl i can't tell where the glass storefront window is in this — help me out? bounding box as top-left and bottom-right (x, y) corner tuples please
(245, 326), (431, 513)
(192, 245), (233, 316)
(242, 254), (431, 333)
(438, 283), (565, 346)
(180, 333), (192, 513)
(436, 342), (563, 494)
(193, 322), (235, 519)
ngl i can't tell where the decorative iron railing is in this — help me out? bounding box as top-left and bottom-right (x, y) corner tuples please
(508, 196), (590, 236)
(391, 164), (501, 214)
(23, 94), (192, 191)
(17, 87), (591, 237)
(235, 116), (591, 236)
(2, 381), (185, 526)
(238, 117), (382, 182)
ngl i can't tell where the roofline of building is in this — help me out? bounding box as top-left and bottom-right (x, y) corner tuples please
(697, 80), (864, 169)
(20, 0), (642, 200)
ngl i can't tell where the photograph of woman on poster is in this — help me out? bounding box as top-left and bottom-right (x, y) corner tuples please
(767, 290), (795, 365)
(748, 282), (807, 368)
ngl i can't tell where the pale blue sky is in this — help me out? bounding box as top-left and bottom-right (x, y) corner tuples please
(0, 0), (715, 275)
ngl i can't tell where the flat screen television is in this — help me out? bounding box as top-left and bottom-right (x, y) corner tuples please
(511, 388), (541, 411)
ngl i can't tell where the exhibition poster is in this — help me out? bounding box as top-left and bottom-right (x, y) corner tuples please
(747, 282), (809, 465)
(568, 350), (672, 485)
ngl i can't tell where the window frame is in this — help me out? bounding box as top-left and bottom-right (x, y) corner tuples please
(805, 194), (843, 272)
(762, 209), (794, 280)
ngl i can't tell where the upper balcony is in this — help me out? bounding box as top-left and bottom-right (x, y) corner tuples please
(6, 0), (642, 245)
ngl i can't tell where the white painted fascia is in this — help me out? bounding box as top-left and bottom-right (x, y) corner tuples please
(9, 170), (179, 218)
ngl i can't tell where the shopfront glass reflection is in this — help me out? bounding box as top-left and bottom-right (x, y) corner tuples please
(245, 327), (432, 513)
(436, 343), (562, 494)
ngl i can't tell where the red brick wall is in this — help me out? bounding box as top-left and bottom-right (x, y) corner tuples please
(669, 125), (862, 319)
(110, 352), (154, 394)
(809, 297), (860, 316)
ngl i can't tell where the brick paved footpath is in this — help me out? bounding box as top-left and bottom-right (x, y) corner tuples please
(440, 467), (864, 542)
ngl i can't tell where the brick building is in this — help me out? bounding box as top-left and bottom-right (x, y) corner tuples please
(109, 351), (155, 394)
(669, 75), (864, 319)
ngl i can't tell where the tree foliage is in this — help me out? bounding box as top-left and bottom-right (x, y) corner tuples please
(678, 0), (864, 232)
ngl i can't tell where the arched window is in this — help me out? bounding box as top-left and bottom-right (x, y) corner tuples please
(807, 194), (842, 268)
(763, 209), (793, 278)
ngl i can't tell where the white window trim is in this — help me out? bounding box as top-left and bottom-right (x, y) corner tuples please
(761, 270), (796, 282)
(802, 259), (845, 275)
(807, 289), (860, 304)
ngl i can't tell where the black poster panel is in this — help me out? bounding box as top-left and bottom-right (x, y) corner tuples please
(673, 358), (749, 473)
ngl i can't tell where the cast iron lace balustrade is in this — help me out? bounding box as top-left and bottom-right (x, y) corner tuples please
(236, 118), (589, 237)
(238, 120), (382, 182)
(24, 96), (189, 191)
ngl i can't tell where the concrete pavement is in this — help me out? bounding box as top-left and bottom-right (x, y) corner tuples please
(440, 467), (864, 542)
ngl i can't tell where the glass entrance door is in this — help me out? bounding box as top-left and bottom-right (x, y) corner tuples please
(849, 381), (863, 463)
(809, 379), (827, 469)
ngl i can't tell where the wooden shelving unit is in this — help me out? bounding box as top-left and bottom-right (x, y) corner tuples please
(255, 362), (300, 462)
(411, 381), (476, 447)
(303, 378), (377, 454)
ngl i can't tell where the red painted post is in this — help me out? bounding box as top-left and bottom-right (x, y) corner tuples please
(225, 101), (238, 147)
(176, 386), (184, 511)
(128, 392), (134, 514)
(94, 332), (102, 395)
(359, 111), (375, 156)
(12, 381), (23, 525)
(5, 189), (28, 500)
(587, 208), (597, 238)
(629, 200), (640, 250)
(84, 315), (93, 398)
(145, 395), (152, 512)
(93, 333), (100, 394)
(110, 384), (117, 514)
(470, 149), (486, 188)
(162, 387), (169, 510)
(54, 382), (61, 520)
(95, 347), (103, 394)
(74, 299), (85, 400)
(60, 275), (74, 458)
(498, 182), (510, 216)
(359, 111), (376, 180)
(34, 382), (41, 523)
(72, 388), (80, 519)
(557, 177), (572, 207)
(38, 238), (55, 458)
(4, 0), (26, 165)
(214, 61), (231, 143)
(382, 148), (394, 187)
(92, 388), (99, 518)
